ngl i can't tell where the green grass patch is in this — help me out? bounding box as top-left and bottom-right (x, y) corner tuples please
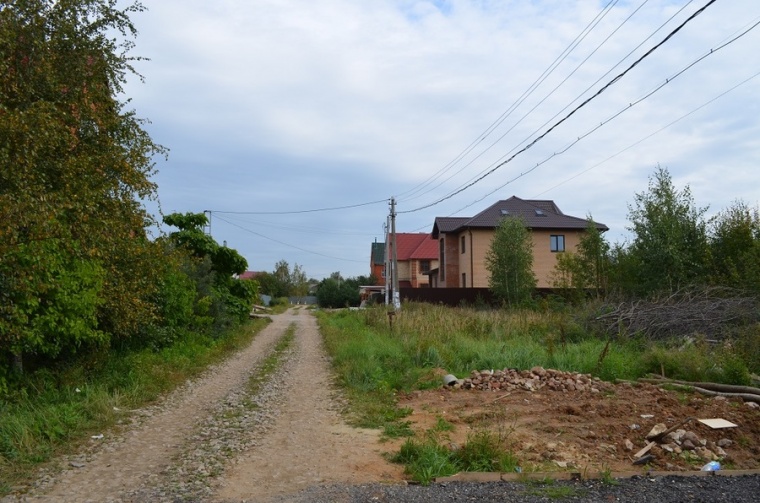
(246, 323), (295, 396)
(390, 428), (519, 485)
(0, 318), (270, 495)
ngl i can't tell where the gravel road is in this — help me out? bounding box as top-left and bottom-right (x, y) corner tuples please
(4, 307), (758, 503)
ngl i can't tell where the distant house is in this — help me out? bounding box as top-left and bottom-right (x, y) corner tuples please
(431, 196), (607, 289)
(370, 240), (385, 286)
(390, 233), (439, 288)
(237, 271), (261, 281)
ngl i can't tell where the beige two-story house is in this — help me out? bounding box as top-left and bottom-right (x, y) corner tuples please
(430, 196), (608, 288)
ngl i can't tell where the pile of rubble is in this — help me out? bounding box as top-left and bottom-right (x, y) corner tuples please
(630, 420), (733, 467)
(446, 366), (614, 393)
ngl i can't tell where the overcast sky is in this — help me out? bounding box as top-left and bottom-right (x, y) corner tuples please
(124, 0), (760, 280)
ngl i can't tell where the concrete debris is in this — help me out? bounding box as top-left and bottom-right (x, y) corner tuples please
(457, 366), (612, 393)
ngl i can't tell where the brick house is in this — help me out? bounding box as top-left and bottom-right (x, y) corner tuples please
(430, 196), (608, 288)
(370, 240), (385, 286)
(386, 233), (439, 288)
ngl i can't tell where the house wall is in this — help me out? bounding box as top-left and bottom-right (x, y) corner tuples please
(398, 260), (411, 282)
(453, 227), (587, 289)
(409, 259), (438, 288)
(438, 234), (461, 287)
(371, 262), (385, 285)
(531, 229), (584, 288)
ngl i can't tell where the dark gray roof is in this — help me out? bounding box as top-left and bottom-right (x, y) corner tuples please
(431, 217), (470, 238)
(433, 196), (607, 236)
(371, 241), (385, 265)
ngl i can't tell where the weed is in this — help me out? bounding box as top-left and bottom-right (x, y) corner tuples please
(433, 416), (454, 433)
(383, 421), (414, 439)
(599, 465), (618, 485)
(390, 438), (458, 485)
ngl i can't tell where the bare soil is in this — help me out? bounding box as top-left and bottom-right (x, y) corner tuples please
(397, 375), (760, 474)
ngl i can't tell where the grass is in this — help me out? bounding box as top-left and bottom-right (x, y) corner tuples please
(317, 301), (756, 482)
(391, 428), (519, 485)
(0, 318), (270, 495)
(246, 323), (295, 396)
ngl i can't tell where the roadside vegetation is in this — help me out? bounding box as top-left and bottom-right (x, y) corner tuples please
(0, 318), (269, 494)
(318, 167), (760, 484)
(1, 2), (263, 494)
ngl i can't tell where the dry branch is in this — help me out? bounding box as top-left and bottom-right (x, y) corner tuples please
(591, 287), (759, 341)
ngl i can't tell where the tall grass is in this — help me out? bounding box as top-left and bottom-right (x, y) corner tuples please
(318, 301), (753, 433)
(0, 318), (270, 494)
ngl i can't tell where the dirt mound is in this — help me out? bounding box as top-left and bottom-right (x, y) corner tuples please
(398, 371), (760, 473)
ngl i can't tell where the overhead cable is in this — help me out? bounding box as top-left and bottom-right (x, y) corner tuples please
(531, 68), (760, 199)
(450, 18), (760, 214)
(206, 198), (388, 216)
(395, 0), (620, 202)
(398, 0), (718, 214)
(212, 214), (367, 264)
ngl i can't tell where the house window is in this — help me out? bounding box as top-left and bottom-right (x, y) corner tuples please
(550, 234), (565, 252)
(462, 272), (467, 287)
(461, 235), (466, 254)
(439, 238), (445, 281)
(420, 260), (430, 274)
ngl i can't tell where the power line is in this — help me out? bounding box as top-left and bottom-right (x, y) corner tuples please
(398, 0), (719, 214)
(531, 68), (760, 199)
(207, 198), (388, 216)
(217, 214), (379, 237)
(399, 0), (661, 205)
(450, 18), (760, 214)
(212, 214), (366, 264)
(395, 0), (621, 203)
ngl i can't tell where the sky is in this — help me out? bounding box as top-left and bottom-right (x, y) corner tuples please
(122, 0), (760, 280)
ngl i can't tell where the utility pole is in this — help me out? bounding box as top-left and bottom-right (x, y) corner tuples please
(204, 210), (211, 235)
(390, 197), (400, 310)
(384, 218), (390, 306)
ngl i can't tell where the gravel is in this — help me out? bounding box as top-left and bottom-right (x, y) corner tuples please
(275, 475), (760, 503)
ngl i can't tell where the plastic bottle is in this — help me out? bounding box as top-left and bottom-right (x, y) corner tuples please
(701, 461), (721, 471)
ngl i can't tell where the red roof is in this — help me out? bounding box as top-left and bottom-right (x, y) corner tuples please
(239, 271), (261, 280)
(394, 233), (438, 261)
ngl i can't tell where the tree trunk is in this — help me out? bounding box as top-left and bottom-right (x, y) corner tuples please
(12, 352), (23, 374)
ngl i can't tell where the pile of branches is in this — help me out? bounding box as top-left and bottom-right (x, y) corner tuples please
(591, 287), (759, 341)
(639, 375), (760, 404)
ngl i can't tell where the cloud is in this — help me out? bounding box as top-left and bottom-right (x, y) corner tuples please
(124, 0), (760, 278)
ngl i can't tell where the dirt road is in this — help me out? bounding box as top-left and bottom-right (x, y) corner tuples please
(7, 307), (760, 503)
(8, 307), (401, 502)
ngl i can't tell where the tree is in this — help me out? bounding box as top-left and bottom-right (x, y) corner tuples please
(551, 216), (610, 300)
(316, 276), (361, 308)
(290, 264), (309, 298)
(163, 212), (256, 328)
(485, 216), (536, 306)
(1, 0), (165, 372)
(621, 166), (710, 296)
(709, 200), (760, 292)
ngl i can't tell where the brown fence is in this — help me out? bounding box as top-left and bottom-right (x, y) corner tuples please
(399, 287), (496, 307)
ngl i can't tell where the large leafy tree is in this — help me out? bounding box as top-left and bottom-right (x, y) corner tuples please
(709, 200), (760, 292)
(1, 0), (165, 369)
(316, 276), (361, 308)
(617, 166), (710, 296)
(485, 216), (536, 306)
(552, 217), (610, 300)
(163, 212), (256, 328)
